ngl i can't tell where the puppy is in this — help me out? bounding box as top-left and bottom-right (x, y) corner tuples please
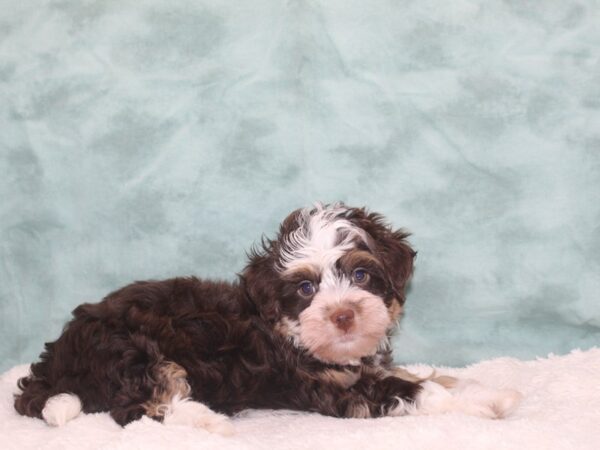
(14, 203), (521, 433)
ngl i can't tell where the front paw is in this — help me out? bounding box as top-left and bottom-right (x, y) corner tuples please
(416, 379), (522, 419)
(370, 376), (422, 417)
(163, 399), (235, 435)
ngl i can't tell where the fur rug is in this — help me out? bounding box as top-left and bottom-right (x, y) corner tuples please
(2, 348), (599, 450)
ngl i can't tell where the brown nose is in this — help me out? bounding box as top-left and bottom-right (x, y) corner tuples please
(330, 309), (355, 332)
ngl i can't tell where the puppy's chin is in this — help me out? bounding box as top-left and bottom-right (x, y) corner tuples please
(305, 333), (386, 366)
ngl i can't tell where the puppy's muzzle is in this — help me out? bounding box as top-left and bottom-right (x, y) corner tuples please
(330, 308), (355, 332)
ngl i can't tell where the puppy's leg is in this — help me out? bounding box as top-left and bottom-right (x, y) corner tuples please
(411, 378), (522, 419)
(143, 361), (234, 436)
(162, 396), (234, 436)
(42, 393), (82, 426)
(275, 374), (421, 419)
(389, 366), (521, 418)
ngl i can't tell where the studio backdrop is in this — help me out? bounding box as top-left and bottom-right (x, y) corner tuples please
(1, 0), (599, 373)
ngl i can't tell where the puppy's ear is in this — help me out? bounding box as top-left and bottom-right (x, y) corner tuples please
(241, 246), (281, 323)
(347, 208), (416, 304)
(241, 208), (304, 323)
(377, 228), (416, 304)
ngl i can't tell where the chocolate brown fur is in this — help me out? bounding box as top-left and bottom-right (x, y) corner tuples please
(15, 204), (420, 425)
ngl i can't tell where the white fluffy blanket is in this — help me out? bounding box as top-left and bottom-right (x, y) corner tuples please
(2, 348), (599, 450)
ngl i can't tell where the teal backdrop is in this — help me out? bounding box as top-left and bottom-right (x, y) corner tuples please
(1, 0), (599, 373)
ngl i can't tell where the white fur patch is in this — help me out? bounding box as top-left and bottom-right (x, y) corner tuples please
(163, 395), (234, 436)
(277, 203), (368, 273)
(415, 379), (522, 419)
(42, 393), (82, 426)
(387, 396), (412, 417)
(275, 316), (302, 347)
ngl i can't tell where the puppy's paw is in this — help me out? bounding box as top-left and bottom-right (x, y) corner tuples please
(42, 393), (82, 426)
(416, 379), (522, 419)
(163, 398), (235, 435)
(452, 380), (522, 419)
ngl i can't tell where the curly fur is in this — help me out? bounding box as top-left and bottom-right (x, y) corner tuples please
(16, 203), (516, 429)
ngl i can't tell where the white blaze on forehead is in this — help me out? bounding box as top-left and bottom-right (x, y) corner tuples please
(320, 271), (354, 302)
(277, 203), (368, 273)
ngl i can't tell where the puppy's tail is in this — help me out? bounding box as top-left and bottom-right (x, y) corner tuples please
(14, 361), (56, 419)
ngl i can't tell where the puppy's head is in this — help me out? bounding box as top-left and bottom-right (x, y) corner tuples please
(242, 203), (415, 365)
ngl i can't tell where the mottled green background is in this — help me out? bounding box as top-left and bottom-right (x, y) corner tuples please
(1, 0), (599, 372)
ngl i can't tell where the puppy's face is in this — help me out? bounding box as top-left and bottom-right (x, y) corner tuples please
(243, 203), (415, 365)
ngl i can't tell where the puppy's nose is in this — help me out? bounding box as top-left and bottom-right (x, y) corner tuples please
(330, 309), (355, 332)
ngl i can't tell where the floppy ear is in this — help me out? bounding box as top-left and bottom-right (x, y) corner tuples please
(241, 248), (282, 323)
(377, 229), (416, 304)
(241, 208), (305, 323)
(346, 208), (416, 304)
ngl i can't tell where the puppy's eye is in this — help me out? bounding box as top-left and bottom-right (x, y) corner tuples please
(298, 281), (315, 297)
(352, 268), (369, 284)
